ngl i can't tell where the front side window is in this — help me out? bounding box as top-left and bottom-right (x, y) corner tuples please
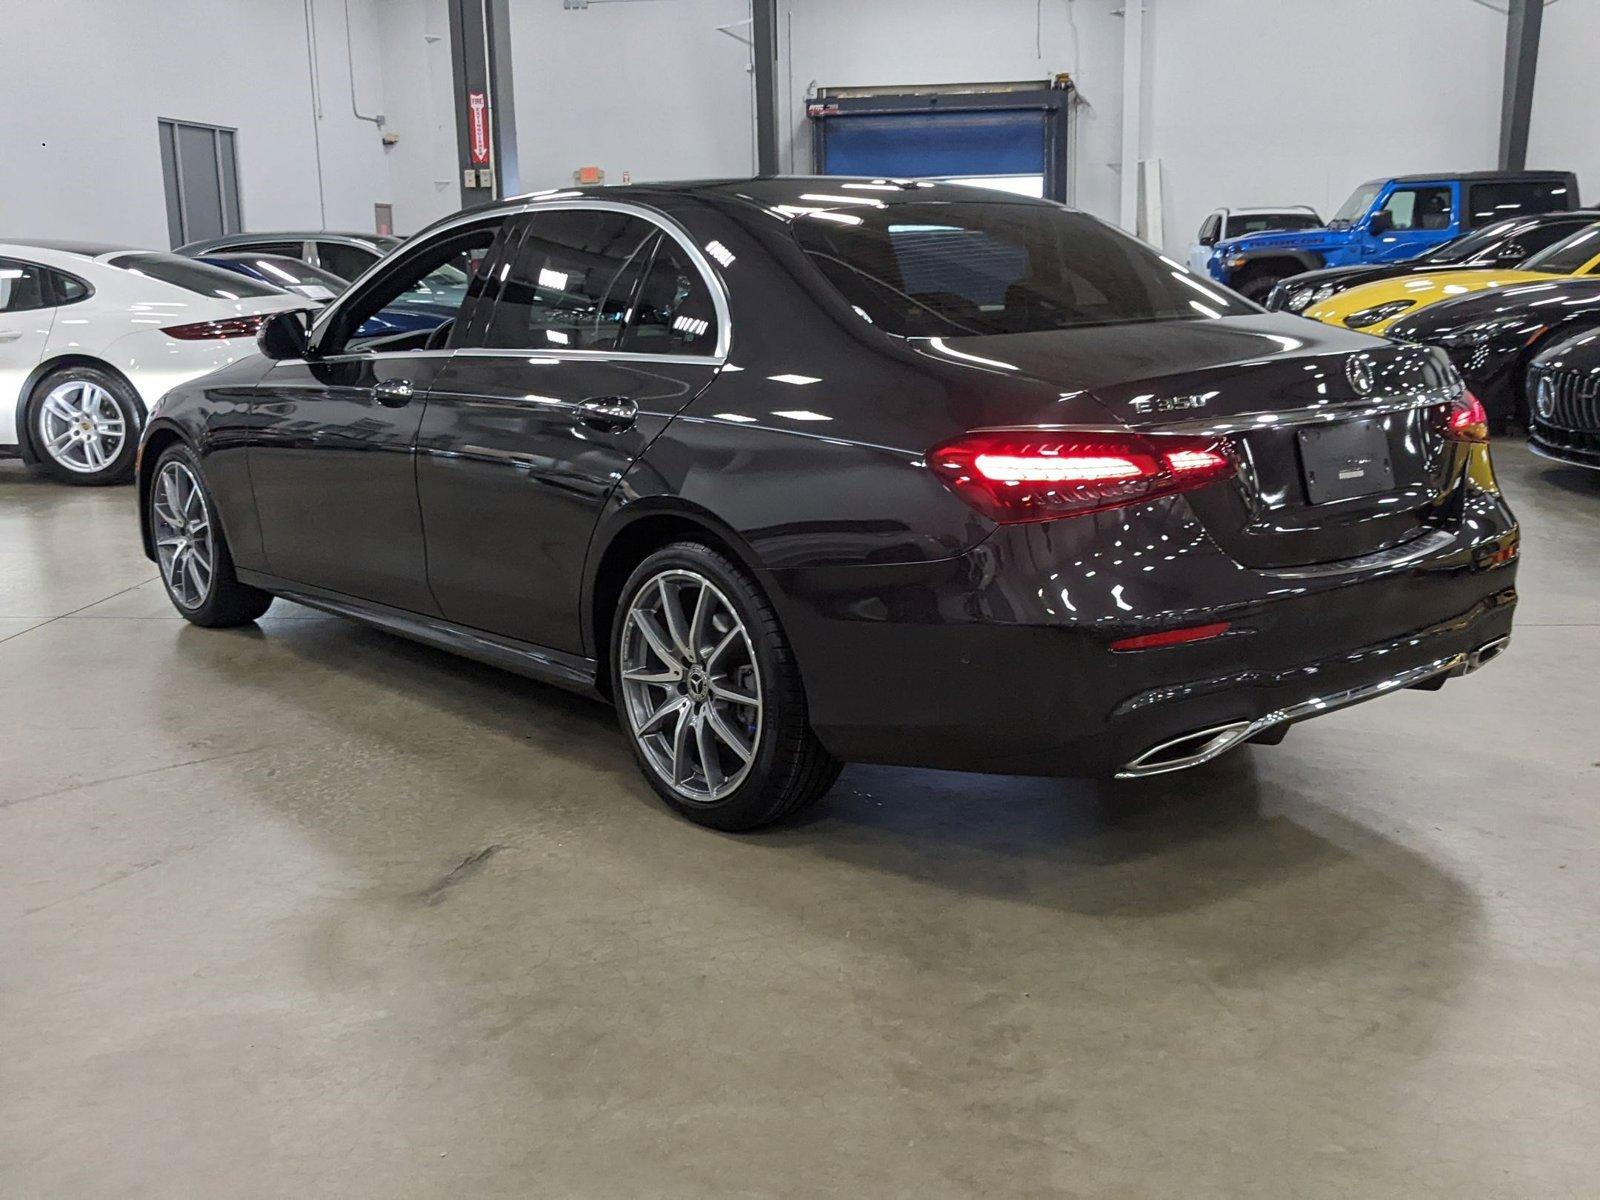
(479, 210), (658, 351)
(105, 252), (283, 299)
(793, 200), (1254, 338)
(321, 220), (503, 353)
(0, 259), (49, 313)
(1377, 186), (1453, 232)
(1523, 222), (1600, 275)
(1198, 214), (1220, 244)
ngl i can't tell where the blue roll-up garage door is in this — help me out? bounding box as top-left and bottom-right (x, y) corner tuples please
(818, 109), (1048, 179)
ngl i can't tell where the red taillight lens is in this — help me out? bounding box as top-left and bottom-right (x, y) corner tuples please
(161, 315), (271, 341)
(1444, 390), (1489, 443)
(926, 431), (1235, 523)
(1110, 621), (1231, 652)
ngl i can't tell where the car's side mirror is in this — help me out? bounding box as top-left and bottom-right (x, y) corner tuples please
(1199, 231), (1217, 247)
(1368, 211), (1394, 237)
(258, 309), (313, 361)
(1495, 242), (1527, 264)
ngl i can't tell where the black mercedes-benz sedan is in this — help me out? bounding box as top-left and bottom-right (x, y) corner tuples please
(1526, 326), (1600, 471)
(1387, 276), (1600, 431)
(1266, 209), (1600, 313)
(136, 179), (1518, 830)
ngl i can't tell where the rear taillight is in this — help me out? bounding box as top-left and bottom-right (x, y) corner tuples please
(161, 315), (271, 340)
(926, 430), (1236, 523)
(1443, 390), (1489, 444)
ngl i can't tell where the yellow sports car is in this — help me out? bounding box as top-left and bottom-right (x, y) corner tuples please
(1304, 221), (1600, 335)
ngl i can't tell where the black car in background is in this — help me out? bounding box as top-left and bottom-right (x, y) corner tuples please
(1266, 210), (1600, 313)
(137, 180), (1518, 831)
(1387, 276), (1600, 431)
(1526, 327), (1600, 471)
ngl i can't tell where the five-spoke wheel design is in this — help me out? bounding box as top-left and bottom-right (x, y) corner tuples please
(152, 460), (215, 610)
(619, 569), (762, 803)
(37, 380), (127, 476)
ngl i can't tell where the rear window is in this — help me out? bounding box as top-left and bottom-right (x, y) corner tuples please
(792, 200), (1254, 336)
(106, 253), (283, 299)
(1523, 223), (1600, 275)
(1467, 179), (1573, 227)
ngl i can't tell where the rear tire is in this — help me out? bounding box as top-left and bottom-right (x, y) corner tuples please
(611, 541), (841, 831)
(28, 366), (141, 485)
(148, 444), (274, 627)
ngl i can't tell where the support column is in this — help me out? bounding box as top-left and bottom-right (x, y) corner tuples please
(449, 0), (520, 208)
(1118, 0), (1144, 234)
(751, 0), (780, 176)
(1499, 0), (1542, 171)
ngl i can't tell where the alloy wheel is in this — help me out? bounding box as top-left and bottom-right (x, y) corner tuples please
(151, 461), (215, 610)
(37, 380), (126, 474)
(619, 569), (762, 803)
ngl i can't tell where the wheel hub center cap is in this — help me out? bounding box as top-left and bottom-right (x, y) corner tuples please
(685, 667), (710, 702)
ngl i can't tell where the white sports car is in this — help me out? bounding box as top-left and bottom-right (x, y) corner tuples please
(0, 241), (305, 484)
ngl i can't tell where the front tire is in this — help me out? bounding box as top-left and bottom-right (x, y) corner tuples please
(28, 366), (142, 485)
(611, 541), (841, 831)
(149, 444), (274, 627)
(1235, 272), (1282, 304)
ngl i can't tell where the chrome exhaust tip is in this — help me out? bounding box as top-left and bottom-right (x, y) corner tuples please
(1464, 635), (1510, 673)
(1116, 720), (1255, 779)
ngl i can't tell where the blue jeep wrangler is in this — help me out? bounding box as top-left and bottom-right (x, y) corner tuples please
(1201, 170), (1580, 301)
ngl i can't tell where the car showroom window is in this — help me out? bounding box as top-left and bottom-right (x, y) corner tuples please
(0, 259), (50, 312)
(105, 253), (284, 299)
(324, 220), (503, 354)
(1379, 186), (1452, 231)
(622, 237), (718, 355)
(792, 201), (1253, 337)
(478, 210), (658, 351)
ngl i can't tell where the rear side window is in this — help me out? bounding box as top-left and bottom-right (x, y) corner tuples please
(51, 271), (91, 304)
(623, 238), (718, 355)
(232, 240), (306, 260)
(106, 252), (283, 298)
(317, 241), (381, 280)
(0, 259), (49, 312)
(1523, 222), (1600, 275)
(479, 210), (658, 351)
(793, 200), (1254, 337)
(1468, 180), (1573, 227)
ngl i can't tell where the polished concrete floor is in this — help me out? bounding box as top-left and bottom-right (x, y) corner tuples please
(2, 444), (1597, 1198)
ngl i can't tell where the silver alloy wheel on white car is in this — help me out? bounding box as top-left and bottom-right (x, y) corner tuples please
(36, 380), (127, 474)
(619, 568), (763, 803)
(151, 461), (215, 610)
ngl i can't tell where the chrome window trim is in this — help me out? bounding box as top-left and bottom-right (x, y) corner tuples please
(308, 198), (731, 362)
(445, 348), (727, 368)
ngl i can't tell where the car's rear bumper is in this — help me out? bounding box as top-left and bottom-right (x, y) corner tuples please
(775, 492), (1519, 779)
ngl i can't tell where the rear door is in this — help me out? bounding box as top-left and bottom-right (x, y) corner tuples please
(416, 204), (725, 652)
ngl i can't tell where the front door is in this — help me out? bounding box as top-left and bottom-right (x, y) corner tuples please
(416, 206), (725, 652)
(1363, 182), (1458, 262)
(245, 216), (510, 611)
(0, 258), (56, 447)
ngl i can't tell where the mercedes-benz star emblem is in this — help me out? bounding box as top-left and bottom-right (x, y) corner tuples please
(1535, 375), (1556, 420)
(1346, 355), (1375, 395)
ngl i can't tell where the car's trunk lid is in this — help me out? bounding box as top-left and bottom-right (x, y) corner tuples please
(914, 316), (1462, 569)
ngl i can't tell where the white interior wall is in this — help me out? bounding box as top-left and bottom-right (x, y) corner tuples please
(507, 0), (756, 192)
(372, 0), (462, 233)
(0, 0), (402, 246)
(1528, 0), (1600, 206)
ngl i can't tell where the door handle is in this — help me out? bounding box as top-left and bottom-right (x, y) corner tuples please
(577, 396), (638, 431)
(0, 330), (23, 343)
(373, 379), (415, 407)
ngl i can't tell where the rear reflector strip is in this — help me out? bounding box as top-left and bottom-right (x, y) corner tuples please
(1110, 621), (1231, 652)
